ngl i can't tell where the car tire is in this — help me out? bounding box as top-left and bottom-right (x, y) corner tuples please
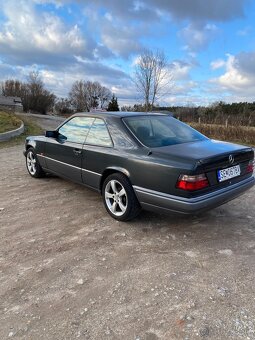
(102, 173), (141, 221)
(26, 147), (45, 178)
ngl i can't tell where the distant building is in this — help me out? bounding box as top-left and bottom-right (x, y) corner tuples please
(0, 96), (23, 112)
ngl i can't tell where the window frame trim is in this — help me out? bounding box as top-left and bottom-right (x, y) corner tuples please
(84, 117), (114, 148)
(57, 116), (95, 145)
(56, 115), (114, 147)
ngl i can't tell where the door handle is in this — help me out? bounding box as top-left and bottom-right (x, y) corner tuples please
(73, 148), (82, 155)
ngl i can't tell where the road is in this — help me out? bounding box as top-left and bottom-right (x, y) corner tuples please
(17, 113), (65, 131)
(0, 115), (255, 339)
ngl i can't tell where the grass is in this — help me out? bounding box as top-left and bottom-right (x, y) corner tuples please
(0, 111), (23, 133)
(0, 112), (43, 149)
(191, 123), (255, 147)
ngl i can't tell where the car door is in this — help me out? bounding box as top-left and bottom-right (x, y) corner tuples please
(81, 118), (113, 189)
(44, 116), (94, 182)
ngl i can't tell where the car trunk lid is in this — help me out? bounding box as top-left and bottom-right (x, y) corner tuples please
(151, 139), (254, 195)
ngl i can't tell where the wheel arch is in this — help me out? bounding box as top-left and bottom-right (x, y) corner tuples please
(25, 140), (37, 151)
(100, 167), (131, 193)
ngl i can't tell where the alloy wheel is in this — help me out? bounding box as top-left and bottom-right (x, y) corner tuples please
(105, 179), (128, 216)
(26, 151), (37, 176)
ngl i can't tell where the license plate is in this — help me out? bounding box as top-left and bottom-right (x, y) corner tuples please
(217, 165), (241, 182)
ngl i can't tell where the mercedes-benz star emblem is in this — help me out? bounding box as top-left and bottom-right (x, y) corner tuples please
(229, 154), (234, 164)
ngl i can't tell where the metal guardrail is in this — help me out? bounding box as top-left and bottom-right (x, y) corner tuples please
(0, 121), (24, 141)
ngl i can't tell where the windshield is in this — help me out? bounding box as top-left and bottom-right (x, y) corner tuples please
(123, 115), (207, 148)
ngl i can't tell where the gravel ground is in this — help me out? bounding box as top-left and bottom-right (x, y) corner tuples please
(0, 116), (255, 340)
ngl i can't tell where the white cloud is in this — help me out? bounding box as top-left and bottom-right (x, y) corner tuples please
(215, 55), (251, 88)
(210, 59), (225, 70)
(210, 52), (255, 100)
(179, 23), (218, 52)
(101, 26), (142, 58)
(0, 0), (100, 65)
(169, 60), (192, 81)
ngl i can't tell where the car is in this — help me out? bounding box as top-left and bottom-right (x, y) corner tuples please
(24, 112), (255, 221)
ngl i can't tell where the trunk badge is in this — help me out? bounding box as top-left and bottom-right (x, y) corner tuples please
(229, 154), (234, 164)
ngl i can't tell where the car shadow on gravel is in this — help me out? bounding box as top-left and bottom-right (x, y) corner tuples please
(32, 172), (252, 245)
(129, 207), (242, 243)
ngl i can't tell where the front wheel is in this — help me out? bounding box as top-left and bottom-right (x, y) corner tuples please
(102, 173), (141, 221)
(26, 148), (45, 178)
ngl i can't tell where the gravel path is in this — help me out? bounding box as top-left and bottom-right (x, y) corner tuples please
(17, 113), (64, 131)
(0, 118), (255, 339)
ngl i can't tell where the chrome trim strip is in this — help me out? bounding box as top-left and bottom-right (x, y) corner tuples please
(133, 176), (254, 204)
(37, 154), (80, 170)
(37, 154), (101, 176)
(81, 168), (102, 176)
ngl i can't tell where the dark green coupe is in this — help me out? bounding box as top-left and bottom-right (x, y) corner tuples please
(24, 112), (254, 221)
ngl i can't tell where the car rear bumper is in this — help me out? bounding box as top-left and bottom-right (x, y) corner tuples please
(133, 176), (255, 215)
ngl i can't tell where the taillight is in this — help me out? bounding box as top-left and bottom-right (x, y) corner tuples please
(246, 160), (254, 173)
(176, 174), (209, 191)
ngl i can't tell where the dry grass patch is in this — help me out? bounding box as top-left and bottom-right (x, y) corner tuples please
(0, 111), (22, 133)
(0, 113), (43, 148)
(191, 123), (255, 146)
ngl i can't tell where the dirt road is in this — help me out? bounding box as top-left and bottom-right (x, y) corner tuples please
(0, 117), (255, 339)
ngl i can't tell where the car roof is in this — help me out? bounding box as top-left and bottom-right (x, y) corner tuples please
(71, 111), (167, 119)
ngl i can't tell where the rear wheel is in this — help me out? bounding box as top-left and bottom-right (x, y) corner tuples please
(102, 173), (141, 221)
(26, 148), (45, 178)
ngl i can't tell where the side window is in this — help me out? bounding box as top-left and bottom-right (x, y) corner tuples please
(85, 118), (112, 147)
(58, 117), (94, 144)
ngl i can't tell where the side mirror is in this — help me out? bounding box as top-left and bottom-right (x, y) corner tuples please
(45, 130), (58, 138)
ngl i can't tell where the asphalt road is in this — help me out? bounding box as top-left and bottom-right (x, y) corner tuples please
(0, 115), (255, 339)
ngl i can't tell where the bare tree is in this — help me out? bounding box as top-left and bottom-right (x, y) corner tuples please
(69, 80), (112, 112)
(97, 84), (111, 109)
(1, 79), (25, 97)
(54, 98), (74, 115)
(69, 80), (88, 112)
(25, 72), (55, 114)
(134, 50), (172, 111)
(1, 72), (55, 114)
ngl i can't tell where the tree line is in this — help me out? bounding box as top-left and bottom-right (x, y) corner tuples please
(121, 101), (255, 126)
(0, 73), (119, 115)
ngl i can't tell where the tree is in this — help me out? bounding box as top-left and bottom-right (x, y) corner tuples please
(107, 94), (119, 111)
(134, 49), (172, 111)
(1, 72), (56, 114)
(54, 98), (74, 115)
(69, 80), (87, 112)
(25, 72), (56, 114)
(1, 79), (25, 98)
(97, 84), (111, 109)
(69, 80), (112, 112)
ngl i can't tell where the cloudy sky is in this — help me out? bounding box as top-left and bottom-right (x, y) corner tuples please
(0, 0), (255, 106)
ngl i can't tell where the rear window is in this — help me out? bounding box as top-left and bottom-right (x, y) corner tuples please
(123, 115), (207, 147)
